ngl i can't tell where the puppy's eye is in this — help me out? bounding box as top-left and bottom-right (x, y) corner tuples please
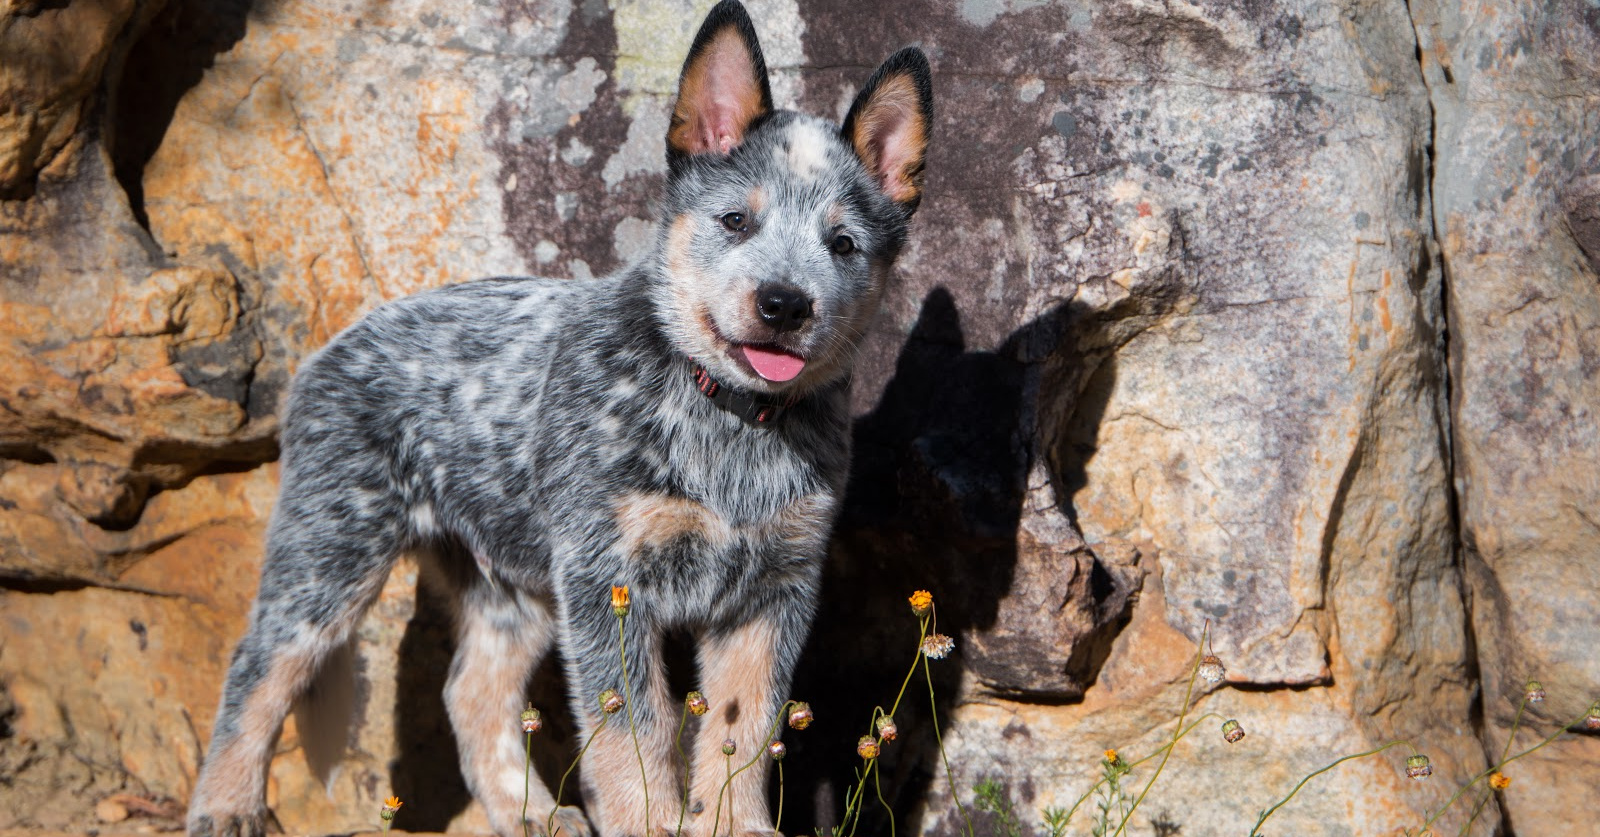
(720, 212), (748, 233)
(830, 234), (855, 256)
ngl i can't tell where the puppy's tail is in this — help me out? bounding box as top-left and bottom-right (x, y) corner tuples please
(293, 638), (359, 793)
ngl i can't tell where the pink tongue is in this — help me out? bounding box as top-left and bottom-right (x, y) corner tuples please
(741, 345), (807, 382)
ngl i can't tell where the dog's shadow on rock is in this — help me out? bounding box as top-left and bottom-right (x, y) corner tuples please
(387, 288), (1120, 836)
(783, 287), (1120, 837)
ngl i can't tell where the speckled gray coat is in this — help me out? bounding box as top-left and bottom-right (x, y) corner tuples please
(185, 3), (932, 837)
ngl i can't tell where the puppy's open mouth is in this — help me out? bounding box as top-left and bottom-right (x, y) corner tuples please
(698, 310), (809, 382)
(737, 344), (807, 382)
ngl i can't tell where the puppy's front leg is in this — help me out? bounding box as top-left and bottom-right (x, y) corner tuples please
(687, 601), (811, 837)
(561, 586), (683, 837)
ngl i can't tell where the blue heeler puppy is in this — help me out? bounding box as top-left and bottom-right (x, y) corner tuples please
(185, 3), (931, 836)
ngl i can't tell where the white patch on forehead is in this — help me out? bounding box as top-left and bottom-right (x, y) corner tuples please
(781, 121), (832, 181)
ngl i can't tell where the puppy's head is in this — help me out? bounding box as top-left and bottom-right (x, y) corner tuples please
(652, 0), (932, 397)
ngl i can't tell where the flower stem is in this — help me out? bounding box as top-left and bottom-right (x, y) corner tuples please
(1249, 740), (1416, 836)
(1111, 622), (1210, 837)
(617, 615), (652, 835)
(1058, 714), (1222, 830)
(549, 714), (609, 837)
(923, 654), (974, 837)
(523, 729), (534, 837)
(875, 753), (895, 837)
(774, 761), (785, 837)
(710, 753), (733, 837)
(1496, 696), (1528, 767)
(675, 702), (691, 837)
(1422, 705), (1592, 830)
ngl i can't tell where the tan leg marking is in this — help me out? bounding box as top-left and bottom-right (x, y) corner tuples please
(191, 633), (325, 821)
(688, 617), (783, 837)
(581, 640), (683, 837)
(446, 598), (562, 837)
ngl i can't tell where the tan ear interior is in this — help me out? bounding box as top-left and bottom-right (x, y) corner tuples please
(668, 27), (768, 156)
(850, 74), (928, 205)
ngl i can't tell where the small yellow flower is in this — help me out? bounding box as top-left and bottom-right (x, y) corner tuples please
(686, 691), (709, 716)
(381, 796), (402, 822)
(1489, 772), (1511, 790)
(909, 590), (933, 617)
(788, 701), (814, 730)
(1103, 749), (1119, 765)
(612, 585), (630, 617)
(857, 735), (880, 760)
(384, 796), (402, 810)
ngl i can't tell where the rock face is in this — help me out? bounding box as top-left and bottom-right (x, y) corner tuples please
(0, 1), (1595, 836)
(1412, 2), (1600, 832)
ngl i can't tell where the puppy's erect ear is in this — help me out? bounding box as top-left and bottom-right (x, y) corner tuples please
(842, 47), (933, 211)
(667, 0), (773, 160)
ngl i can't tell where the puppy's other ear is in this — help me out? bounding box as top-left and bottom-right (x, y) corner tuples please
(667, 0), (773, 161)
(842, 47), (933, 211)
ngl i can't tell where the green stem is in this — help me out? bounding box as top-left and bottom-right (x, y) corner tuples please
(1059, 714), (1221, 830)
(923, 654), (974, 837)
(1458, 787), (1493, 837)
(774, 761), (785, 837)
(1422, 705), (1592, 830)
(1249, 740), (1416, 836)
(549, 714), (609, 837)
(1496, 697), (1528, 767)
(874, 754), (895, 837)
(845, 759), (876, 837)
(618, 615), (652, 836)
(711, 753), (733, 837)
(523, 729), (534, 837)
(675, 702), (691, 837)
(1111, 622), (1211, 837)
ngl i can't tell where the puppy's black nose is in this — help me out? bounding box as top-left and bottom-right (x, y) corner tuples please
(755, 284), (813, 333)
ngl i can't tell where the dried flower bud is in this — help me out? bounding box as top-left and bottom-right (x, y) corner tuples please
(921, 634), (955, 660)
(1198, 654), (1226, 684)
(686, 691), (709, 716)
(1405, 754), (1434, 780)
(722, 738), (737, 756)
(857, 735), (880, 760)
(767, 740), (787, 761)
(1585, 702), (1600, 731)
(1489, 771), (1511, 790)
(599, 689), (624, 715)
(909, 590), (933, 618)
(1524, 680), (1545, 704)
(1221, 718), (1245, 744)
(611, 585), (630, 617)
(875, 715), (898, 742)
(788, 701), (814, 730)
(520, 705), (543, 734)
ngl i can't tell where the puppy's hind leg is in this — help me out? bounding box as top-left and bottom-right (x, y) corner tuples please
(445, 579), (590, 837)
(188, 494), (404, 837)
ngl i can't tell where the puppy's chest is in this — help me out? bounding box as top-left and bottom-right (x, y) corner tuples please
(609, 487), (833, 561)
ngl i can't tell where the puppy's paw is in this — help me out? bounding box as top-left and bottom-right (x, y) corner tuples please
(541, 804), (594, 837)
(187, 810), (269, 837)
